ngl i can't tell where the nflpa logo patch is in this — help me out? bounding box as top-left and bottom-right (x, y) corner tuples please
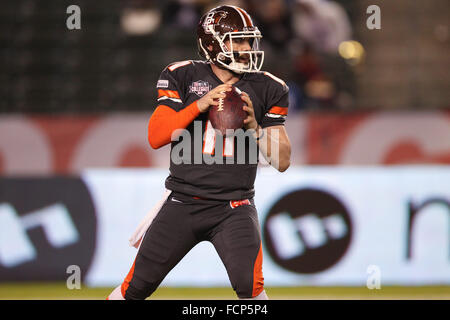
(189, 80), (211, 97)
(230, 199), (251, 209)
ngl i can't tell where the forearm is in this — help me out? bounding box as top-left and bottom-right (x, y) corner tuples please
(148, 101), (200, 149)
(253, 126), (291, 172)
(149, 84), (231, 149)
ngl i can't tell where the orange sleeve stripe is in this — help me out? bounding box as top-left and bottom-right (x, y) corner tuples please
(157, 89), (181, 99)
(252, 243), (264, 297)
(148, 101), (200, 149)
(268, 106), (288, 116)
(121, 258), (136, 298)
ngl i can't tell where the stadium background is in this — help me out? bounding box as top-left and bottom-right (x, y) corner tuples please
(0, 0), (449, 299)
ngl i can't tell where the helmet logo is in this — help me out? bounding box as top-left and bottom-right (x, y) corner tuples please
(203, 11), (228, 34)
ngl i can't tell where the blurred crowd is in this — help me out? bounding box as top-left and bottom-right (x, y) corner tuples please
(3, 0), (447, 114)
(121, 0), (357, 112)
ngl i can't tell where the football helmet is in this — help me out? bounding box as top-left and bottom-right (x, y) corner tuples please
(197, 5), (264, 74)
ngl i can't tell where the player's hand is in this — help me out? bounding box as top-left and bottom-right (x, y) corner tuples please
(197, 84), (232, 113)
(241, 92), (258, 131)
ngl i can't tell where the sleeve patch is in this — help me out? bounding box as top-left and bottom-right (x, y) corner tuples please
(157, 80), (169, 88)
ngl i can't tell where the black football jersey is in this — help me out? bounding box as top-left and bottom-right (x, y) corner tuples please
(155, 60), (289, 200)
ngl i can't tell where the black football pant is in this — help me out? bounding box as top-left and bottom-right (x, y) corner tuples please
(121, 191), (264, 299)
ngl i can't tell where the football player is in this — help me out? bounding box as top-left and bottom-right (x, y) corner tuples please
(108, 5), (291, 300)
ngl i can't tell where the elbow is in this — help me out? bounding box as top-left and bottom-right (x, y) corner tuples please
(277, 145), (291, 172)
(148, 128), (164, 149)
(147, 105), (173, 149)
(148, 137), (161, 150)
(148, 122), (163, 149)
(277, 159), (290, 172)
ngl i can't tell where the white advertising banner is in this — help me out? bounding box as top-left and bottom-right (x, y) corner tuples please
(81, 167), (450, 287)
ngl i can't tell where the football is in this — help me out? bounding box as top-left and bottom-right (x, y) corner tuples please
(208, 86), (247, 136)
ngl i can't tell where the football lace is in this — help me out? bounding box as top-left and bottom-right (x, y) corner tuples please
(217, 97), (224, 111)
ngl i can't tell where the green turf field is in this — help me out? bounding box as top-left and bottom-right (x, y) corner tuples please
(0, 283), (449, 300)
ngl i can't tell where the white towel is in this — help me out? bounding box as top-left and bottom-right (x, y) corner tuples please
(128, 189), (172, 249)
